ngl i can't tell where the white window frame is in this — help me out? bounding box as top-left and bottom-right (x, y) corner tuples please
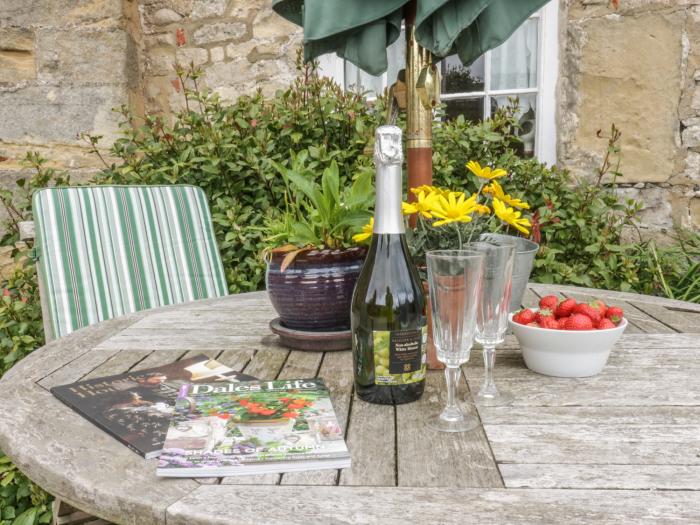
(318, 1), (559, 165)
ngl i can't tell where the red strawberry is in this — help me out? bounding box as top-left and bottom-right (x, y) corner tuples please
(606, 306), (624, 324)
(572, 303), (601, 324)
(538, 295), (559, 312)
(535, 308), (555, 324)
(589, 299), (607, 317)
(539, 317), (559, 330)
(554, 298), (577, 318)
(564, 313), (594, 331)
(557, 317), (569, 330)
(513, 308), (537, 325)
(597, 318), (616, 330)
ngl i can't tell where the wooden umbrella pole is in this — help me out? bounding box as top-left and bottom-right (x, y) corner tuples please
(404, 0), (434, 202)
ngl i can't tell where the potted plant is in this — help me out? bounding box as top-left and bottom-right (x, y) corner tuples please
(354, 160), (538, 367)
(264, 151), (373, 332)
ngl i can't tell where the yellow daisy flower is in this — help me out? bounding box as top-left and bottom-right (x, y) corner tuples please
(352, 217), (374, 243)
(483, 180), (530, 210)
(466, 160), (507, 180)
(402, 189), (440, 218)
(493, 198), (531, 235)
(410, 185), (451, 198)
(474, 204), (491, 215)
(430, 192), (478, 227)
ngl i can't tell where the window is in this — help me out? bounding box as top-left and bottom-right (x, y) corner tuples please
(317, 1), (559, 165)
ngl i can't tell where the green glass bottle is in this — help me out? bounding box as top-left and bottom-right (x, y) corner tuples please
(351, 125), (427, 405)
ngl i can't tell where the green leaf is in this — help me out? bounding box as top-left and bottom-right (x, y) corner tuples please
(12, 507), (37, 525)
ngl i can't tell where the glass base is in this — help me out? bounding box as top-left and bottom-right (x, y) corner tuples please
(474, 389), (514, 407)
(427, 408), (480, 433)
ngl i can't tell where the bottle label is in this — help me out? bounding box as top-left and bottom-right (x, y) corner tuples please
(373, 327), (427, 385)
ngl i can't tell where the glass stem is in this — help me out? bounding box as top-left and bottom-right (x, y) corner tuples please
(443, 366), (461, 417)
(482, 346), (498, 395)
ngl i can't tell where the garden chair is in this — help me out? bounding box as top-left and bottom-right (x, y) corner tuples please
(22, 184), (228, 524)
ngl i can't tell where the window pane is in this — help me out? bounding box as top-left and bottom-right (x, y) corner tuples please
(444, 97), (484, 122)
(490, 18), (538, 90)
(491, 94), (537, 157)
(344, 32), (406, 97)
(441, 55), (484, 94)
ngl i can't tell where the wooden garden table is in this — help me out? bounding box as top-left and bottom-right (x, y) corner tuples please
(1, 284), (699, 525)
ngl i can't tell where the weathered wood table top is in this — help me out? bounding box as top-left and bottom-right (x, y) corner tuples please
(1, 284), (700, 525)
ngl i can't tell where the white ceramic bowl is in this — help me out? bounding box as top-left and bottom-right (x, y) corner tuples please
(508, 312), (627, 377)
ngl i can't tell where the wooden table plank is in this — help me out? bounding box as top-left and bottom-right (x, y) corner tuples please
(629, 301), (700, 333)
(339, 394), (396, 486)
(500, 463), (700, 490)
(166, 486), (700, 525)
(477, 405), (700, 425)
(395, 370), (503, 488)
(485, 424), (700, 465)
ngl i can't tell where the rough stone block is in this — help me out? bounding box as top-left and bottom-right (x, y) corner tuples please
(176, 47), (208, 67)
(209, 46), (224, 63)
(151, 8), (182, 25)
(193, 22), (247, 45)
(191, 0), (227, 20)
(36, 29), (128, 85)
(566, 11), (684, 183)
(691, 198), (700, 229)
(617, 186), (675, 230)
(0, 0), (123, 28)
(0, 85), (126, 144)
(682, 122), (700, 148)
(0, 28), (36, 84)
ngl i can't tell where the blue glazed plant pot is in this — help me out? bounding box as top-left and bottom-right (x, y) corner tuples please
(266, 247), (366, 332)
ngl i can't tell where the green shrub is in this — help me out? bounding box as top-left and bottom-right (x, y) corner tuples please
(0, 456), (51, 525)
(88, 61), (383, 293)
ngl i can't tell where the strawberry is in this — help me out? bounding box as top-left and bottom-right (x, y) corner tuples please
(597, 318), (616, 330)
(557, 317), (569, 330)
(513, 308), (537, 325)
(554, 298), (577, 318)
(539, 317), (559, 330)
(535, 308), (555, 324)
(572, 303), (601, 324)
(606, 306), (624, 324)
(538, 295), (559, 312)
(564, 313), (594, 330)
(589, 299), (607, 317)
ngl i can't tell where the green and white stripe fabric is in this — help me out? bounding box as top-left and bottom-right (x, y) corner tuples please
(33, 185), (228, 339)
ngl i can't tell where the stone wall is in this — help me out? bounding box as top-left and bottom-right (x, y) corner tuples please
(558, 0), (700, 233)
(0, 0), (300, 230)
(2, 0), (699, 237)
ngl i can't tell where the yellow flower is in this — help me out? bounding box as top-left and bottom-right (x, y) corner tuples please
(352, 217), (373, 243)
(402, 189), (440, 218)
(430, 192), (478, 227)
(410, 185), (452, 198)
(466, 160), (507, 180)
(474, 204), (491, 215)
(483, 180), (530, 210)
(493, 198), (531, 235)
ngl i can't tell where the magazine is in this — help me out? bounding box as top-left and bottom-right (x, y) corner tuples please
(51, 355), (255, 458)
(157, 378), (351, 477)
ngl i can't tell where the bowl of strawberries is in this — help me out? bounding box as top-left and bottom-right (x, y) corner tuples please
(508, 295), (627, 378)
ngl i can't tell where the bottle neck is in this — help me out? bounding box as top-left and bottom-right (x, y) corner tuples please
(373, 164), (405, 235)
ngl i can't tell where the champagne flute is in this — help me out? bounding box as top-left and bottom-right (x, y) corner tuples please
(426, 250), (484, 432)
(466, 240), (516, 406)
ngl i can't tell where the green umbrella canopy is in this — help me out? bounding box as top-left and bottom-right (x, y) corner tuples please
(273, 0), (550, 76)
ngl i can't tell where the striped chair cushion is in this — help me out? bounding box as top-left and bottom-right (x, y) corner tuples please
(33, 185), (228, 339)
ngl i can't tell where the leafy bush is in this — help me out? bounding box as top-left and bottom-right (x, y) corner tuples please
(0, 456), (51, 525)
(88, 60), (383, 293)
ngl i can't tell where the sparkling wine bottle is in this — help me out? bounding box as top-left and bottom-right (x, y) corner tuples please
(351, 125), (427, 405)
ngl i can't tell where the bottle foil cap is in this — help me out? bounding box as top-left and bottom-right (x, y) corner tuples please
(374, 125), (403, 166)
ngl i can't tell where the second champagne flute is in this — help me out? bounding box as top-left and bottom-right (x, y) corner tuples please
(469, 240), (516, 406)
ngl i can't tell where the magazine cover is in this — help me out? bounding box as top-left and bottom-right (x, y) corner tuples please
(51, 355), (255, 458)
(157, 378), (351, 477)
